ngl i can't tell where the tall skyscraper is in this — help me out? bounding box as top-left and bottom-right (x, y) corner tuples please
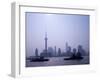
(44, 32), (48, 54)
(66, 42), (68, 53)
(58, 48), (61, 56)
(35, 48), (38, 57)
(54, 46), (57, 56)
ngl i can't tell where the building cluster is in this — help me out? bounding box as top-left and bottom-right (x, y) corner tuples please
(34, 32), (87, 57)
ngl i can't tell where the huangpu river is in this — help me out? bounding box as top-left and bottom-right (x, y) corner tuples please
(26, 56), (89, 67)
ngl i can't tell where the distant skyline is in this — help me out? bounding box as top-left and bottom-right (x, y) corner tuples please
(26, 12), (89, 57)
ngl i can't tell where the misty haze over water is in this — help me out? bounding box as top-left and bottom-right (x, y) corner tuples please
(25, 12), (89, 67)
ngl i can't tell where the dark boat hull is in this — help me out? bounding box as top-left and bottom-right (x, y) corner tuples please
(64, 57), (83, 60)
(30, 57), (49, 62)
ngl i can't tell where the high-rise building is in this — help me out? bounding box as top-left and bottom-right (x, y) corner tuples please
(54, 46), (56, 56)
(58, 48), (61, 56)
(35, 48), (38, 57)
(66, 42), (68, 53)
(48, 47), (54, 57)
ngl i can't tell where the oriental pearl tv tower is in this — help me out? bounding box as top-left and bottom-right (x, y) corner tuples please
(44, 32), (48, 54)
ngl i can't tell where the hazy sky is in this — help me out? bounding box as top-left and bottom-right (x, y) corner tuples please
(26, 12), (89, 57)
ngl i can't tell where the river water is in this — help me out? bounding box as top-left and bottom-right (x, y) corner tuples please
(26, 56), (89, 67)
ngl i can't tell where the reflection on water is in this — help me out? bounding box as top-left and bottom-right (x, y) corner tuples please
(26, 56), (89, 67)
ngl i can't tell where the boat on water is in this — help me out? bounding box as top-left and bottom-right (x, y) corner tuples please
(30, 56), (49, 62)
(64, 56), (83, 60)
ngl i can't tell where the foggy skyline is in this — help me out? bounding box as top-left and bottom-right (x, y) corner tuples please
(26, 12), (89, 57)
